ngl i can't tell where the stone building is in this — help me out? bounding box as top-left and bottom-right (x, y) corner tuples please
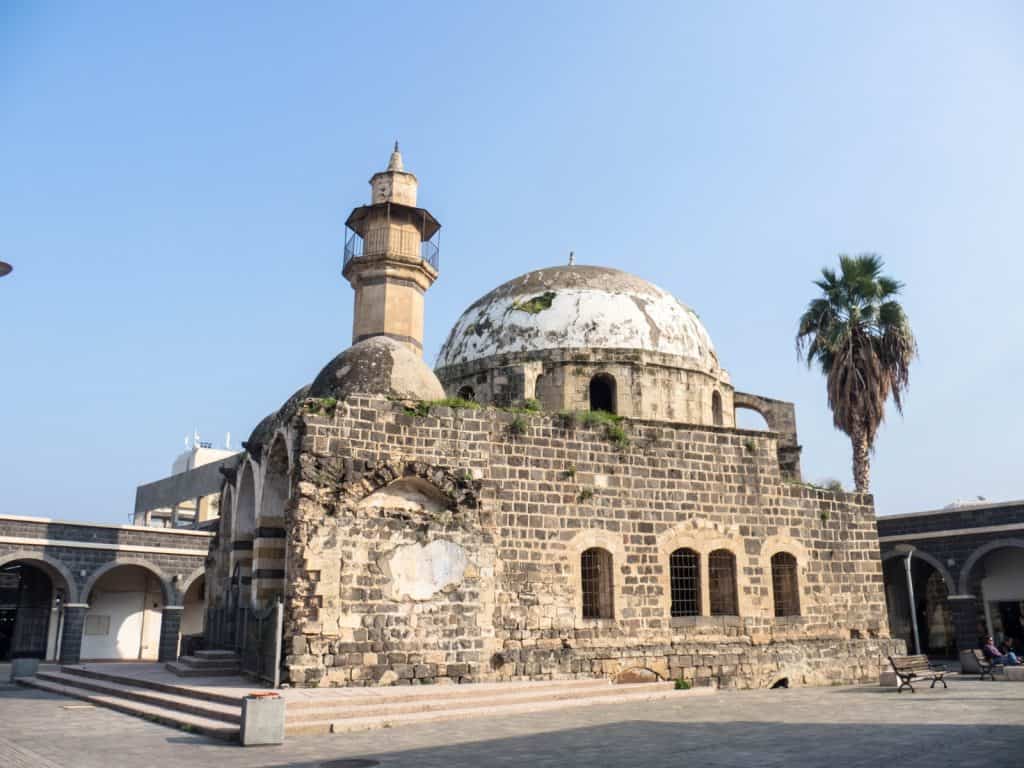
(877, 499), (1024, 658)
(205, 147), (900, 689)
(0, 514), (209, 663)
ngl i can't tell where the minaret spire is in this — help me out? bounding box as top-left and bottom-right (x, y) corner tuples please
(387, 141), (403, 172)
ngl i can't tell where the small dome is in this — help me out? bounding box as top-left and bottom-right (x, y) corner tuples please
(436, 265), (720, 372)
(310, 337), (445, 402)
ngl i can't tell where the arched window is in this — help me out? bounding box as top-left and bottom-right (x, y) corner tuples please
(589, 373), (617, 414)
(771, 552), (801, 617)
(669, 548), (701, 617)
(708, 549), (738, 615)
(457, 385), (475, 401)
(581, 547), (614, 619)
(711, 391), (723, 426)
(533, 374), (544, 403)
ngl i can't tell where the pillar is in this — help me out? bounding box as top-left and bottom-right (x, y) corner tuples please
(948, 595), (981, 651)
(158, 606), (184, 662)
(59, 604), (88, 664)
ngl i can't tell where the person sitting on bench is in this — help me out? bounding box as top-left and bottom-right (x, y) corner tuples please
(982, 635), (1020, 666)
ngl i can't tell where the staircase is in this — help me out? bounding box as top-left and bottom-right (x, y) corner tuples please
(165, 649), (241, 677)
(284, 677), (709, 735)
(17, 665), (241, 741)
(17, 665), (712, 742)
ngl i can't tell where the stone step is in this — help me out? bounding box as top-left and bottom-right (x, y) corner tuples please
(285, 680), (677, 723)
(34, 670), (241, 724)
(165, 660), (242, 677)
(285, 676), (633, 713)
(174, 654), (242, 670)
(17, 677), (239, 741)
(288, 683), (711, 736)
(60, 665), (243, 706)
(193, 649), (241, 661)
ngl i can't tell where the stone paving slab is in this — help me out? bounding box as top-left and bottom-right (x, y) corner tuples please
(3, 678), (1024, 767)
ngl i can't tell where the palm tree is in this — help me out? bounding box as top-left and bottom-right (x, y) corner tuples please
(796, 254), (917, 492)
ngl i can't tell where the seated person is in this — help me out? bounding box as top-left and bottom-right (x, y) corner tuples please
(982, 635), (1020, 665)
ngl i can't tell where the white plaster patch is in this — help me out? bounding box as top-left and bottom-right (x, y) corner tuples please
(383, 540), (469, 601)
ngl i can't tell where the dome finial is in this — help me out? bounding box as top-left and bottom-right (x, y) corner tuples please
(387, 141), (404, 172)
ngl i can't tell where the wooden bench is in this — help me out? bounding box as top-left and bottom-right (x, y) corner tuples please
(888, 654), (954, 693)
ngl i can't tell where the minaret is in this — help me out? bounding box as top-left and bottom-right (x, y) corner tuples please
(342, 143), (441, 353)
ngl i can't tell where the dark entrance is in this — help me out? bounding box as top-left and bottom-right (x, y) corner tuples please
(0, 562), (57, 660)
(589, 374), (617, 414)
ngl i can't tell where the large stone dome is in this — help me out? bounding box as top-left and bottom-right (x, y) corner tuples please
(436, 265), (720, 372)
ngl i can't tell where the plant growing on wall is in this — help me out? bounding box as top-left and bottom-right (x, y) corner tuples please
(796, 254), (917, 492)
(511, 291), (556, 314)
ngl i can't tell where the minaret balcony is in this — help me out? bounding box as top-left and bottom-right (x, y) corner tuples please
(344, 228), (440, 272)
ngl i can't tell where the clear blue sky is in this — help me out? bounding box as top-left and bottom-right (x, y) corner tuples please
(2, 2), (1022, 522)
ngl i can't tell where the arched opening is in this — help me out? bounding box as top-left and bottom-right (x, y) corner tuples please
(181, 575), (206, 638)
(708, 549), (738, 616)
(735, 406), (769, 431)
(669, 548), (701, 617)
(581, 547), (614, 619)
(254, 437), (290, 606)
(882, 552), (955, 657)
(965, 545), (1024, 650)
(81, 564), (166, 661)
(234, 463), (256, 605)
(0, 559), (69, 661)
(589, 373), (617, 414)
(770, 552), (800, 617)
(456, 385), (475, 402)
(711, 391), (723, 426)
(533, 374), (545, 407)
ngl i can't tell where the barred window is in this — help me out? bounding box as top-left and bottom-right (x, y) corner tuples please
(669, 548), (701, 617)
(708, 549), (738, 616)
(581, 547), (614, 619)
(771, 552), (801, 617)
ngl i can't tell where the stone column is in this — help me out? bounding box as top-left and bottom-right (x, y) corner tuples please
(158, 606), (184, 662)
(59, 604), (89, 664)
(948, 595), (981, 651)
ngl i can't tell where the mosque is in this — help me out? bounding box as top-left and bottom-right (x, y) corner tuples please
(203, 146), (901, 689)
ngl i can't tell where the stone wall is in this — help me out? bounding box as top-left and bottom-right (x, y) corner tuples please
(438, 347), (736, 426)
(275, 396), (896, 689)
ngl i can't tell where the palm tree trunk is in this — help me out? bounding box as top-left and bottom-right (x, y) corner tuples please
(850, 423), (871, 492)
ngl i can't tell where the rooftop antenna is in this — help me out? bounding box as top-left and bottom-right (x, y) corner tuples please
(568, 250), (575, 266)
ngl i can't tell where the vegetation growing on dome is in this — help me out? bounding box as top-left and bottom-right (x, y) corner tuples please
(511, 291), (556, 314)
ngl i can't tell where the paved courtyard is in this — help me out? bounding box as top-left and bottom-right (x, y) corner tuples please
(2, 675), (1022, 767)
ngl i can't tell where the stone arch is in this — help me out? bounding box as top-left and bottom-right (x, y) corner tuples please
(457, 385), (475, 401)
(761, 534), (811, 618)
(346, 461), (481, 510)
(81, 559), (173, 606)
(659, 518), (751, 619)
(589, 372), (617, 414)
(258, 434), (292, 523)
(358, 476), (452, 514)
(235, 460), (257, 540)
(0, 550), (79, 603)
(881, 546), (956, 596)
(179, 565), (207, 598)
(958, 538), (1024, 595)
(565, 529), (626, 623)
